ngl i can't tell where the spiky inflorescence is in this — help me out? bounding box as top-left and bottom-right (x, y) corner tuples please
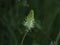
(23, 9), (35, 32)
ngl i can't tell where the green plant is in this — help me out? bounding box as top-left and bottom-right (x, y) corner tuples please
(0, 0), (60, 45)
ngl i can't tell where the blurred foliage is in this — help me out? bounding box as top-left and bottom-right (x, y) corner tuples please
(0, 0), (60, 45)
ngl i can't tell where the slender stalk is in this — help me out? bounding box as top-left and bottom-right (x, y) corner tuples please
(54, 31), (60, 45)
(21, 31), (28, 45)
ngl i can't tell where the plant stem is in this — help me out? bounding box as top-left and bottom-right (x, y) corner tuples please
(54, 31), (60, 45)
(21, 31), (28, 45)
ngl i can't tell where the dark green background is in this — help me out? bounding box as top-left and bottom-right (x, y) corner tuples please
(0, 0), (60, 45)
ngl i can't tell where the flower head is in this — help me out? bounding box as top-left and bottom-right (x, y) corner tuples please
(23, 10), (35, 31)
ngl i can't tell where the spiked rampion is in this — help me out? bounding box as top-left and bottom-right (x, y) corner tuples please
(23, 9), (35, 32)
